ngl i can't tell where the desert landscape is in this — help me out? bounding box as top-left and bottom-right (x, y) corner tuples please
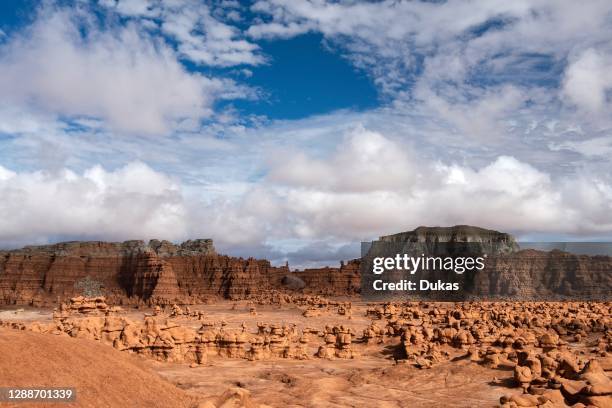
(2, 1), (612, 407)
(0, 226), (610, 408)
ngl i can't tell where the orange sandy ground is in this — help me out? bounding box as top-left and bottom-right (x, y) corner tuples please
(1, 301), (610, 407)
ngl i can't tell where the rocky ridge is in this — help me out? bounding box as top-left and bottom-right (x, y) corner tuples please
(1, 226), (611, 305)
(0, 239), (290, 305)
(365, 225), (612, 300)
(379, 225), (519, 251)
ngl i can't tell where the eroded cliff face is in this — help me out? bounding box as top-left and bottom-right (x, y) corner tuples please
(476, 249), (612, 299)
(367, 226), (612, 300)
(0, 239), (289, 306)
(378, 225), (519, 254)
(293, 260), (361, 296)
(2, 226), (610, 305)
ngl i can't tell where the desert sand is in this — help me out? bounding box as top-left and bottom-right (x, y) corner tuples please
(1, 227), (610, 407)
(1, 296), (611, 408)
(0, 328), (194, 408)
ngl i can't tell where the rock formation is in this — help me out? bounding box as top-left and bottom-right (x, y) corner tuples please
(0, 239), (288, 305)
(364, 225), (612, 301)
(378, 225), (519, 252)
(2, 225), (611, 305)
(1, 295), (611, 407)
(292, 259), (361, 296)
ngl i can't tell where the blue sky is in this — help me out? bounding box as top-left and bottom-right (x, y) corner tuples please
(0, 1), (36, 28)
(226, 33), (379, 119)
(0, 1), (612, 267)
(0, 1), (379, 120)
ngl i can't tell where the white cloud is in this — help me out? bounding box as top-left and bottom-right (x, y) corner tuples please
(562, 48), (612, 113)
(100, 0), (156, 17)
(1, 0), (612, 263)
(252, 129), (572, 240)
(0, 162), (187, 247)
(294, 136), (606, 236)
(190, 128), (612, 250)
(267, 126), (417, 192)
(412, 85), (535, 140)
(248, 0), (612, 126)
(0, 4), (252, 135)
(0, 107), (60, 135)
(0, 166), (16, 181)
(163, 4), (264, 66)
(550, 136), (612, 158)
(1, 127), (612, 263)
(248, 1), (612, 69)
(101, 0), (265, 67)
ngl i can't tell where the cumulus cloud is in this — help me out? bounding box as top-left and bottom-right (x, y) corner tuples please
(1, 128), (612, 265)
(562, 48), (612, 113)
(0, 162), (187, 247)
(1, 1), (612, 266)
(0, 4), (252, 135)
(267, 126), (417, 192)
(248, 0), (612, 132)
(214, 128), (612, 247)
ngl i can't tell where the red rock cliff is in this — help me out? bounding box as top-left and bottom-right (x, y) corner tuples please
(0, 239), (289, 305)
(293, 260), (361, 296)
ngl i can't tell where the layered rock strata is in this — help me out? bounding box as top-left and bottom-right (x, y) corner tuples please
(2, 225), (611, 305)
(0, 239), (288, 305)
(365, 225), (612, 300)
(293, 260), (361, 296)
